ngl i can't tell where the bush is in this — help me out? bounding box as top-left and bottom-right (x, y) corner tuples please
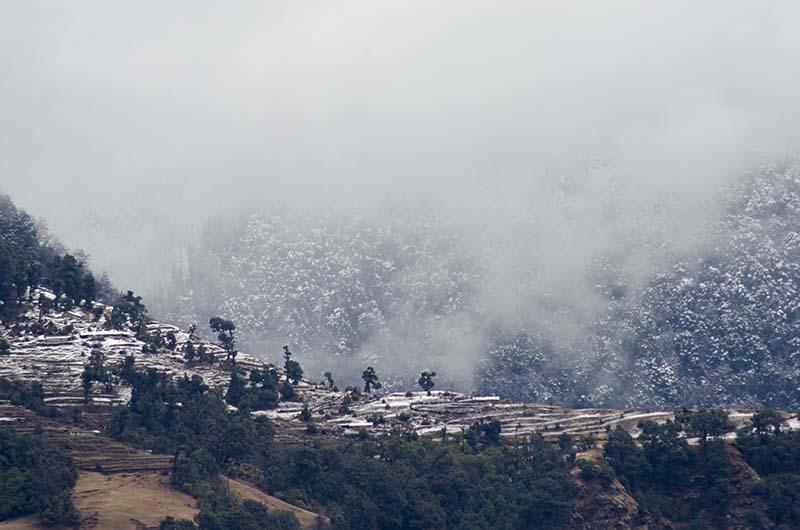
(0, 428), (79, 524)
(39, 495), (80, 527)
(576, 459), (615, 485)
(367, 413), (385, 426)
(280, 383), (297, 401)
(159, 517), (199, 530)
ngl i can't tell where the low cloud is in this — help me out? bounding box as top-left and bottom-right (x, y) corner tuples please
(1, 1), (799, 381)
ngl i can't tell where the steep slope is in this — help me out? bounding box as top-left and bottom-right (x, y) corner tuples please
(156, 165), (800, 410)
(156, 209), (482, 389)
(0, 289), (258, 411)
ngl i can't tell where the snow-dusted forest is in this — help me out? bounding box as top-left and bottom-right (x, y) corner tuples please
(154, 164), (800, 410)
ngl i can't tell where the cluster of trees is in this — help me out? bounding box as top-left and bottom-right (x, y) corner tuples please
(222, 341), (303, 409)
(225, 366), (279, 410)
(0, 377), (66, 419)
(107, 290), (147, 331)
(108, 357), (276, 478)
(261, 431), (575, 530)
(0, 194), (109, 322)
(160, 497), (300, 530)
(736, 411), (800, 527)
(108, 360), (301, 528)
(0, 426), (80, 526)
(81, 350), (114, 404)
(107, 353), (579, 530)
(601, 408), (800, 528)
(103, 356), (303, 530)
(184, 341), (216, 364)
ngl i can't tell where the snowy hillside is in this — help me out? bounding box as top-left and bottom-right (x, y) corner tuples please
(155, 165), (800, 410)
(0, 288), (259, 408)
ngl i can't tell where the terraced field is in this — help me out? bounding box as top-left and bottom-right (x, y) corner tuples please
(0, 290), (267, 410)
(3, 289), (797, 447)
(0, 401), (173, 474)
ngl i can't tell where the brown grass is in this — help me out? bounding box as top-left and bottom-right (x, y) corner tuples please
(225, 477), (329, 529)
(0, 471), (198, 530)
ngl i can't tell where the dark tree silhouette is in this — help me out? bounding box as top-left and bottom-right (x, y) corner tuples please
(209, 317), (237, 362)
(677, 408), (735, 456)
(165, 331), (177, 351)
(418, 371), (436, 395)
(750, 409), (785, 437)
(362, 367), (382, 393)
(285, 361), (303, 385)
(226, 369), (246, 406)
(184, 341), (196, 362)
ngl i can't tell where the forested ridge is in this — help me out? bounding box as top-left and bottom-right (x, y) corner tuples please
(0, 194), (112, 320)
(155, 165), (800, 410)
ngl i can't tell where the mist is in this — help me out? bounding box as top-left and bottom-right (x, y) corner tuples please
(2, 1), (800, 386)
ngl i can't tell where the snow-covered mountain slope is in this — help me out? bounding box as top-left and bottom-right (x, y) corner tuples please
(155, 210), (483, 389)
(155, 164), (800, 410)
(0, 289), (260, 408)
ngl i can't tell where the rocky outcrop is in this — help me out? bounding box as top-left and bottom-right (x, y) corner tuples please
(571, 475), (664, 530)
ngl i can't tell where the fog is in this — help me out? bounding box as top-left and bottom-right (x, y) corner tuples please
(2, 1), (800, 378)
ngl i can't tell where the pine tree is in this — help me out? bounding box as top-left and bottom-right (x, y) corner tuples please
(418, 371), (436, 395)
(209, 317), (237, 362)
(362, 367), (382, 393)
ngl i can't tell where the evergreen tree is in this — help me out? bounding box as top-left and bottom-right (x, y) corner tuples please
(282, 345), (292, 381)
(165, 331), (177, 351)
(281, 346), (303, 385)
(81, 273), (97, 305)
(285, 360), (303, 385)
(226, 370), (245, 406)
(418, 371), (436, 395)
(209, 317), (237, 362)
(750, 409), (785, 437)
(81, 367), (94, 405)
(362, 367), (381, 393)
(184, 341), (196, 362)
(676, 408), (735, 456)
(604, 426), (648, 488)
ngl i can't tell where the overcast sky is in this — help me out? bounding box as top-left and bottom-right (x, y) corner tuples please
(2, 1), (800, 296)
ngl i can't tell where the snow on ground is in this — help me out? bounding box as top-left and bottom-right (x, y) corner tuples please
(2, 290), (797, 442)
(0, 290), (260, 408)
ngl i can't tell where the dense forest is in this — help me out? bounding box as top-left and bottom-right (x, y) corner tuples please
(0, 426), (79, 525)
(0, 194), (113, 321)
(118, 368), (800, 530)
